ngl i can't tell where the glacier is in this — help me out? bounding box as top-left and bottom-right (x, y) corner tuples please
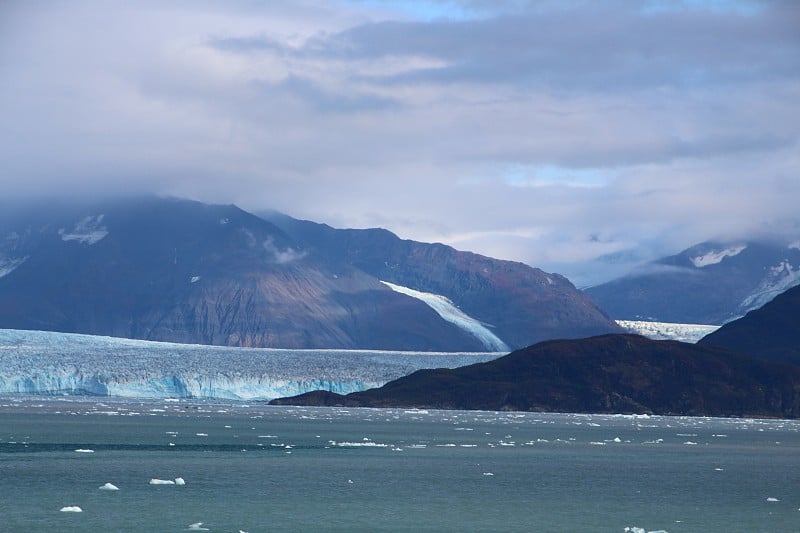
(616, 320), (719, 343)
(380, 281), (510, 352)
(0, 329), (502, 400)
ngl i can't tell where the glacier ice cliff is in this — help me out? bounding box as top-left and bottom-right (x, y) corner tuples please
(0, 329), (502, 400)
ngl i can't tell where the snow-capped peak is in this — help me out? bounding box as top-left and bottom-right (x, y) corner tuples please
(690, 245), (746, 268)
(58, 215), (109, 245)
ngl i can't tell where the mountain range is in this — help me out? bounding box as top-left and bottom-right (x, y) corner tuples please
(0, 196), (619, 351)
(272, 282), (800, 417)
(585, 240), (800, 324)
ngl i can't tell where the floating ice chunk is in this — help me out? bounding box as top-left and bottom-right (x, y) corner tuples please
(767, 497), (780, 502)
(331, 441), (387, 447)
(623, 528), (645, 533)
(187, 523), (209, 531)
(196, 433), (208, 437)
(175, 477), (186, 486)
(683, 441), (698, 445)
(149, 478), (176, 485)
(482, 472), (494, 476)
(60, 506), (83, 512)
(74, 449), (94, 453)
(98, 483), (119, 491)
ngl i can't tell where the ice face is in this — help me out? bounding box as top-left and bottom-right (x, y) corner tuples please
(616, 320), (719, 343)
(380, 281), (509, 352)
(0, 329), (501, 400)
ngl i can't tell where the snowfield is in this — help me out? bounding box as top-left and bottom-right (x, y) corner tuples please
(0, 329), (502, 400)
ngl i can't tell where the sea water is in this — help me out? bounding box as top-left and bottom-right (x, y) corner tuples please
(1, 397), (798, 532)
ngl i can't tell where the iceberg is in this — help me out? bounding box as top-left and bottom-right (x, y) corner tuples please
(0, 329), (501, 401)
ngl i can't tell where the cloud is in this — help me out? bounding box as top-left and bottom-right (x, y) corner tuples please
(1, 0), (798, 285)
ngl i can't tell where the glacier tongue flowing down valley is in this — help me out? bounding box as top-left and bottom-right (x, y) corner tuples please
(0, 329), (503, 400)
(380, 281), (510, 352)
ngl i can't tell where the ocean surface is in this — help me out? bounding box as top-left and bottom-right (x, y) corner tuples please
(1, 397), (799, 532)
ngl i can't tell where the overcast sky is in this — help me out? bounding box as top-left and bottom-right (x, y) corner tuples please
(1, 0), (798, 285)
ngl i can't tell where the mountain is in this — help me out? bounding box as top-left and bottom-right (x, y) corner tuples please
(270, 334), (800, 418)
(262, 211), (621, 349)
(0, 196), (619, 350)
(584, 240), (800, 324)
(699, 284), (800, 366)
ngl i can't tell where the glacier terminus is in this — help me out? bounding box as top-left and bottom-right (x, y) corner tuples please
(0, 329), (502, 400)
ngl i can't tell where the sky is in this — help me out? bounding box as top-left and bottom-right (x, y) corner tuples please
(1, 0), (798, 286)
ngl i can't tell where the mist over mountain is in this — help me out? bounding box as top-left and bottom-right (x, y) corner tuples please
(584, 240), (800, 325)
(0, 196), (619, 351)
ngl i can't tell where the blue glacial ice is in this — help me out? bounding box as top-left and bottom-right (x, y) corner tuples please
(0, 329), (502, 400)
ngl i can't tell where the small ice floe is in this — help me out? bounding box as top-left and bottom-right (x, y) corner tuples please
(714, 467), (724, 471)
(482, 472), (494, 476)
(196, 433), (208, 437)
(60, 506), (83, 512)
(175, 477), (186, 486)
(74, 449), (94, 453)
(767, 497), (780, 502)
(683, 441), (698, 445)
(187, 522), (209, 531)
(347, 479), (354, 484)
(149, 478), (176, 485)
(98, 483), (119, 491)
(331, 441), (387, 447)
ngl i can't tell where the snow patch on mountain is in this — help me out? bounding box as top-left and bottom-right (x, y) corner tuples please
(616, 320), (719, 343)
(0, 329), (501, 400)
(380, 281), (510, 352)
(0, 256), (27, 279)
(690, 245), (746, 268)
(58, 215), (108, 245)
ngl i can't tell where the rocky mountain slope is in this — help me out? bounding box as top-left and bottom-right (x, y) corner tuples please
(699, 284), (800, 366)
(585, 240), (800, 324)
(0, 196), (620, 350)
(271, 333), (800, 418)
(263, 212), (621, 348)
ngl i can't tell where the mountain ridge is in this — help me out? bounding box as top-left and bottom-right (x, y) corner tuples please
(585, 239), (800, 324)
(0, 196), (620, 350)
(270, 333), (800, 418)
